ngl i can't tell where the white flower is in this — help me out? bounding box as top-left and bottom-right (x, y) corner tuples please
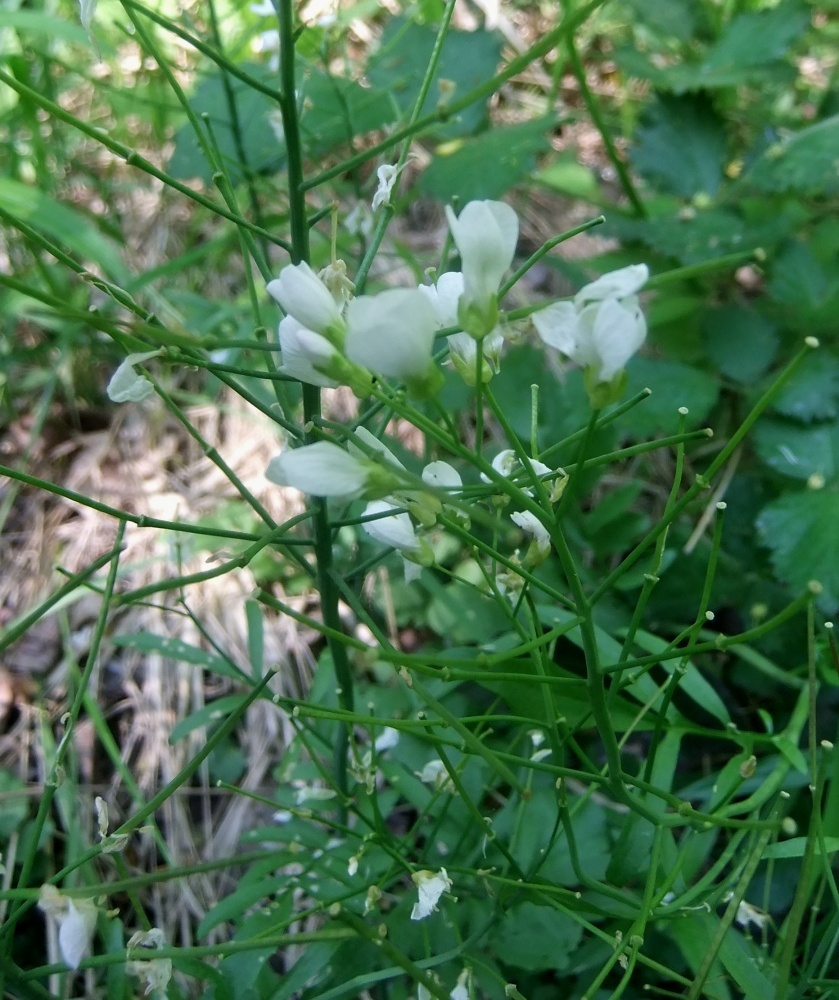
(415, 759), (455, 792)
(267, 442), (400, 498)
(294, 784), (338, 805)
(350, 426), (406, 471)
(38, 887), (97, 970)
(734, 900), (769, 933)
(533, 264), (649, 384)
(410, 868), (452, 920)
(511, 510), (552, 562)
(445, 200), (518, 339)
(345, 289), (440, 389)
(374, 727), (400, 752)
(450, 969), (471, 1000)
(483, 449), (553, 497)
(107, 350), (161, 403)
(267, 262), (347, 343)
(278, 317), (341, 388)
(372, 164), (400, 211)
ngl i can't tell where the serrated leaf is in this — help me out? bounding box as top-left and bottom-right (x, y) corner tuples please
(770, 353), (839, 422)
(298, 69), (394, 157)
(419, 118), (551, 202)
(632, 95), (727, 198)
(620, 357), (719, 437)
(491, 902), (583, 972)
(366, 18), (503, 138)
(701, 3), (809, 77)
(768, 241), (839, 332)
(747, 114), (839, 196)
(753, 418), (839, 481)
(756, 490), (839, 606)
(623, 0), (700, 42)
(702, 305), (778, 383)
(168, 63), (282, 184)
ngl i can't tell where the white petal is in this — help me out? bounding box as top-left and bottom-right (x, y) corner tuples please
(267, 262), (344, 335)
(450, 969), (471, 1000)
(351, 427), (405, 470)
(345, 289), (437, 380)
(362, 500), (420, 552)
(575, 263), (649, 306)
(446, 331), (477, 368)
(511, 510), (551, 555)
(419, 272), (464, 328)
(279, 317), (340, 388)
(267, 443), (371, 497)
(422, 461), (462, 490)
(295, 785), (338, 804)
(590, 298), (647, 382)
(58, 899), (96, 970)
(446, 201), (518, 307)
(374, 727), (400, 752)
(532, 301), (583, 359)
(106, 350), (161, 403)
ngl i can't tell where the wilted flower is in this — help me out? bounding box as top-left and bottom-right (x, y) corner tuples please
(445, 200), (518, 340)
(127, 928), (172, 998)
(415, 758), (455, 792)
(107, 350), (162, 403)
(533, 264), (648, 405)
(410, 868), (452, 920)
(372, 163), (401, 210)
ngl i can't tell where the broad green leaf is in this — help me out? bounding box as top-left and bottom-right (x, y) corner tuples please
(426, 581), (506, 644)
(702, 305), (778, 384)
(491, 902), (584, 972)
(756, 490), (839, 607)
(168, 62), (281, 184)
(0, 177), (128, 282)
(770, 353), (839, 423)
(747, 115), (839, 196)
(632, 95), (728, 198)
(366, 18), (503, 138)
(419, 118), (552, 202)
(768, 241), (839, 332)
(623, 0), (700, 42)
(3, 10), (95, 45)
(620, 357), (719, 437)
(753, 418), (839, 482)
(298, 69), (394, 157)
(718, 924), (775, 1000)
(763, 836), (839, 860)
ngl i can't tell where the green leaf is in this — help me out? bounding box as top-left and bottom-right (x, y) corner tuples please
(169, 695), (248, 744)
(770, 353), (839, 423)
(622, 0), (700, 42)
(0, 177), (128, 282)
(112, 632), (248, 682)
(366, 18), (503, 138)
(168, 62), (282, 184)
(756, 490), (839, 606)
(747, 114), (839, 196)
(491, 902), (584, 972)
(298, 69), (394, 157)
(632, 95), (728, 198)
(768, 241), (839, 333)
(620, 357), (719, 437)
(426, 581), (507, 644)
(0, 771), (29, 838)
(763, 836), (839, 860)
(419, 118), (552, 202)
(702, 305), (778, 384)
(536, 152), (602, 202)
(753, 418), (839, 482)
